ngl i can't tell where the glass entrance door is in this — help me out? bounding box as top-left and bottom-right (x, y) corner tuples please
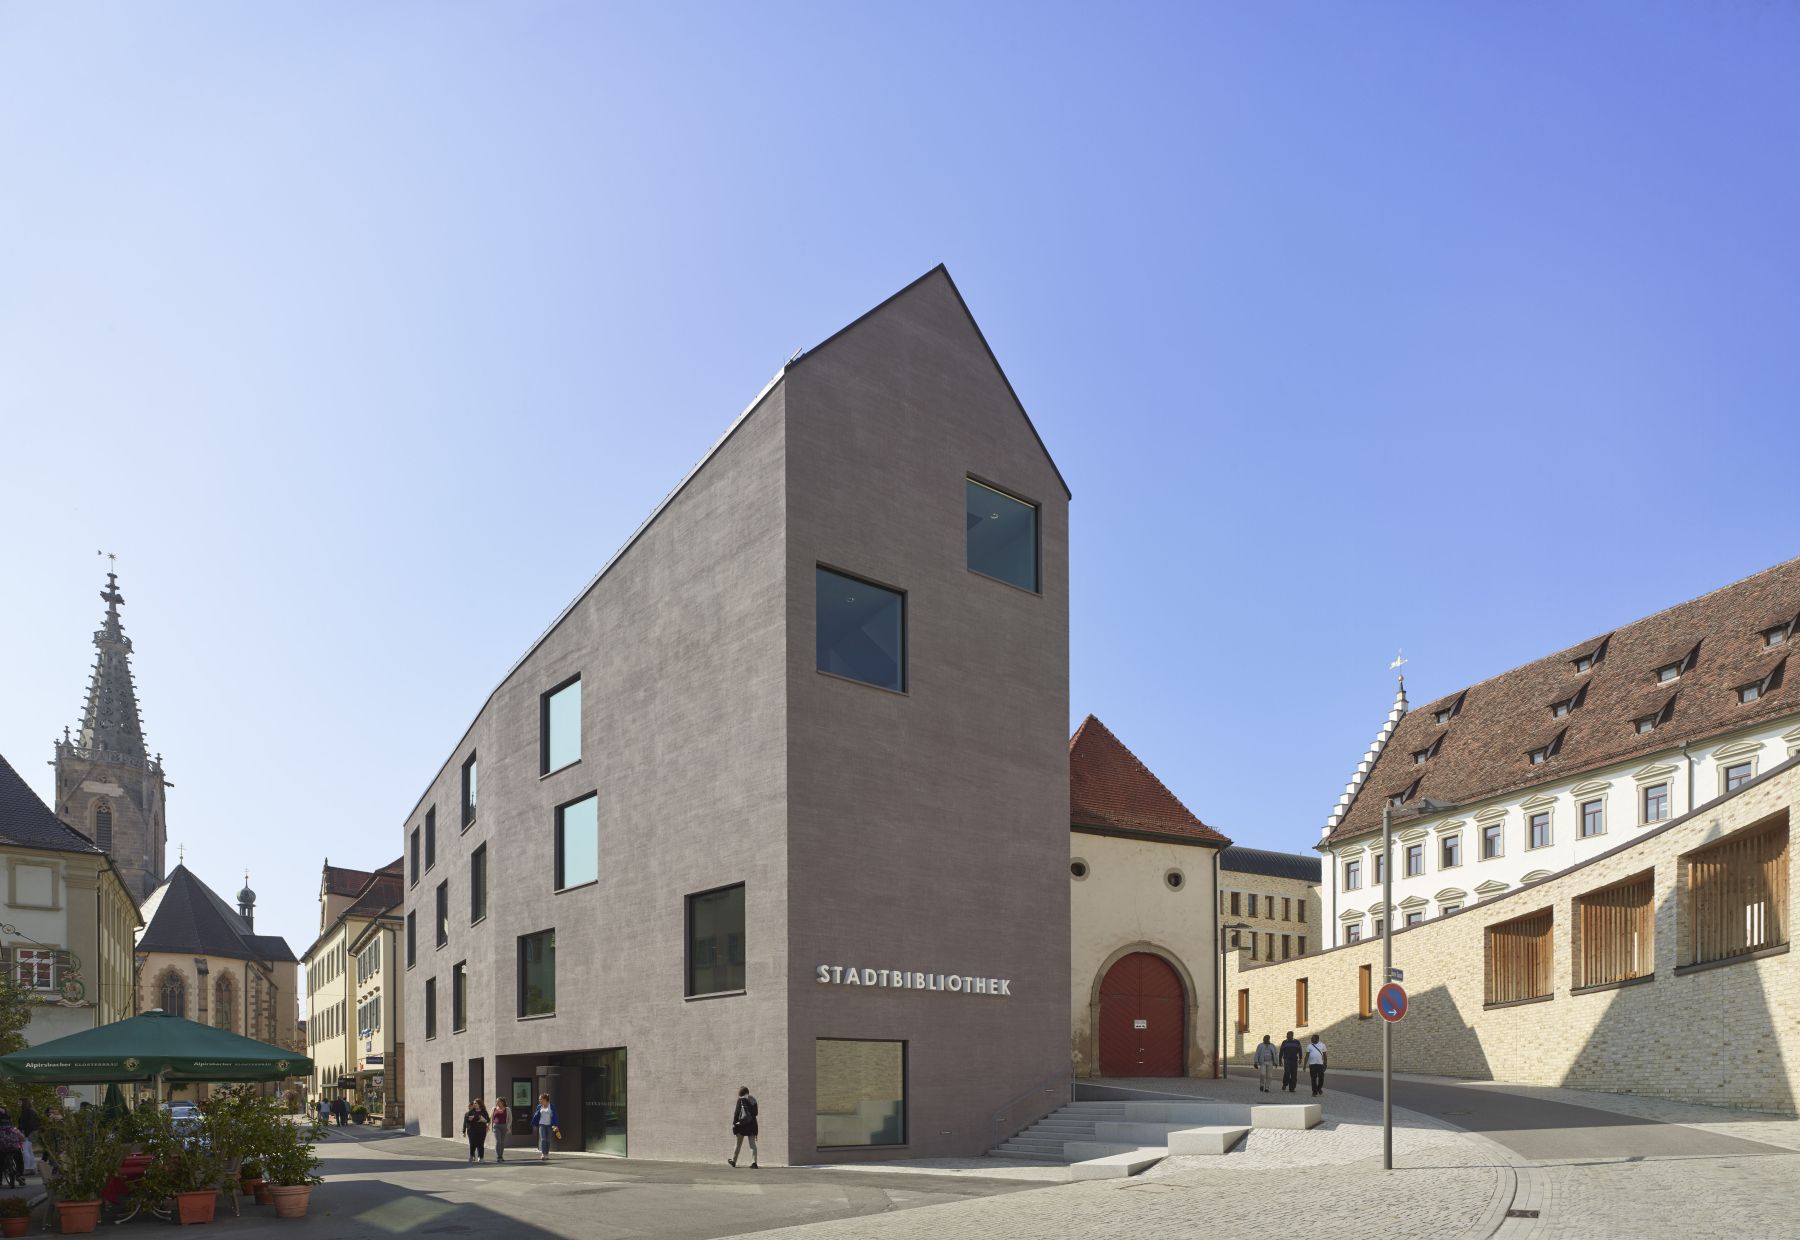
(575, 1048), (626, 1156)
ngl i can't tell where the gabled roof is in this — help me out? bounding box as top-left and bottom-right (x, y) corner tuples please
(0, 752), (103, 855)
(1070, 716), (1229, 847)
(1220, 846), (1321, 883)
(322, 863), (377, 897)
(137, 865), (296, 963)
(1325, 556), (1800, 846)
(344, 871), (403, 920)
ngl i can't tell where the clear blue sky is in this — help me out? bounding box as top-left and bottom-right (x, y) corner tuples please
(2, 4), (1796, 972)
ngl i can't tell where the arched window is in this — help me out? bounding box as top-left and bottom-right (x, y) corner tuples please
(94, 802), (113, 851)
(213, 975), (235, 1030)
(157, 968), (187, 1018)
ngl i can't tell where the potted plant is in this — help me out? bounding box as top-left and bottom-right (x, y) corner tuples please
(238, 1157), (264, 1197)
(350, 1105), (368, 1125)
(37, 1107), (127, 1235)
(0, 1197), (31, 1238)
(261, 1120), (321, 1219)
(130, 1105), (232, 1226)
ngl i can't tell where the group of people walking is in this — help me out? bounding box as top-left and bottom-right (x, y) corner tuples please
(0, 1101), (40, 1188)
(315, 1096), (352, 1126)
(1252, 1032), (1329, 1096)
(462, 1094), (560, 1163)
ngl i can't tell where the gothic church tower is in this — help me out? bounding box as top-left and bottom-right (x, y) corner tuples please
(54, 572), (168, 900)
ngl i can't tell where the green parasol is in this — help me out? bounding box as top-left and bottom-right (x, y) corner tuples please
(0, 1011), (311, 1085)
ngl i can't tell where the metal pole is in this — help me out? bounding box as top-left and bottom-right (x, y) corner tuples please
(1220, 942), (1228, 1079)
(1382, 803), (1393, 1171)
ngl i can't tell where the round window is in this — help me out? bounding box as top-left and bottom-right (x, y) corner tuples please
(1164, 869), (1185, 890)
(1070, 859), (1089, 880)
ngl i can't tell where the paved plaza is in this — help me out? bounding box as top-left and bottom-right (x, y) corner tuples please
(24, 1077), (1796, 1238)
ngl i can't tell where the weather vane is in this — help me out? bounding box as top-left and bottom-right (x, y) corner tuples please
(1390, 649), (1407, 680)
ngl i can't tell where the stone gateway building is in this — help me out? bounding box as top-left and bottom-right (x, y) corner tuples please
(402, 268), (1071, 1164)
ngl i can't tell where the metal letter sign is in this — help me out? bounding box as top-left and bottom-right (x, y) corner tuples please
(1377, 982), (1408, 1023)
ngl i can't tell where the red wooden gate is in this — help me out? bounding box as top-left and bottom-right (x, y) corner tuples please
(1098, 952), (1185, 1076)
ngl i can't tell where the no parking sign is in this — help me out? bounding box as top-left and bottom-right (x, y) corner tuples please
(1377, 982), (1408, 1022)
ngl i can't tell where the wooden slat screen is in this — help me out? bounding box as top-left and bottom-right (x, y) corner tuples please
(1689, 818), (1789, 966)
(1576, 872), (1654, 988)
(1236, 988), (1249, 1032)
(1486, 908), (1553, 1005)
(1296, 978), (1309, 1026)
(1358, 964), (1372, 1017)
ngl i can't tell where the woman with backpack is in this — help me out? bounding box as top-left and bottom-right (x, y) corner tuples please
(727, 1086), (758, 1169)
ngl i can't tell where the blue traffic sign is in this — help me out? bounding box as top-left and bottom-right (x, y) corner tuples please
(1377, 982), (1408, 1022)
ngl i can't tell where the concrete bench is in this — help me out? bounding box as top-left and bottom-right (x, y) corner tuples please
(1069, 1148), (1168, 1180)
(1251, 1103), (1322, 1131)
(1166, 1126), (1250, 1156)
(1119, 1101), (1252, 1126)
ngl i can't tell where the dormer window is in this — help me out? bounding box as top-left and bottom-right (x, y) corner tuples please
(1635, 717), (1656, 734)
(1433, 709), (1451, 724)
(1634, 693), (1678, 735)
(1735, 658), (1785, 706)
(1656, 663), (1681, 683)
(1388, 778), (1421, 808)
(1430, 691), (1466, 726)
(1739, 683), (1763, 704)
(1550, 683), (1588, 720)
(1527, 729), (1566, 766)
(1764, 624), (1791, 648)
(1654, 642), (1702, 684)
(1573, 655), (1594, 673)
(1412, 735), (1443, 765)
(1572, 635), (1610, 674)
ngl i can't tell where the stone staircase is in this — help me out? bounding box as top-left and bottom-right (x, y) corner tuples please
(990, 1096), (1320, 1180)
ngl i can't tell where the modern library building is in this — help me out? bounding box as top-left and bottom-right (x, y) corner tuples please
(401, 268), (1072, 1164)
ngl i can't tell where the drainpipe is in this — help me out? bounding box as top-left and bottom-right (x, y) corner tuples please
(1211, 847), (1220, 1078)
(1682, 741), (1695, 815)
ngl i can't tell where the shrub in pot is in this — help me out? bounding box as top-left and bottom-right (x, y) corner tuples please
(261, 1120), (321, 1219)
(130, 1106), (232, 1226)
(37, 1107), (128, 1235)
(0, 1196), (31, 1239)
(238, 1157), (264, 1197)
(350, 1105), (368, 1125)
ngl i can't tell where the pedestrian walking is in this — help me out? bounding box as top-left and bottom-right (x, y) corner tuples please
(727, 1086), (759, 1168)
(0, 1110), (24, 1189)
(333, 1097), (349, 1127)
(1252, 1035), (1277, 1092)
(316, 1098), (329, 1129)
(490, 1098), (509, 1162)
(530, 1093), (559, 1162)
(1278, 1031), (1302, 1093)
(462, 1099), (490, 1163)
(1307, 1034), (1329, 1096)
(17, 1100), (38, 1178)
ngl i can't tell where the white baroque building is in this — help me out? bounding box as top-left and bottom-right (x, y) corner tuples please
(1319, 558), (1800, 947)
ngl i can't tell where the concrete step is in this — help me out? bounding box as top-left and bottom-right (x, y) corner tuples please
(1062, 1140), (1144, 1162)
(1069, 1147), (1168, 1180)
(1167, 1126), (1249, 1156)
(996, 1138), (1069, 1154)
(992, 1145), (1071, 1163)
(1250, 1103), (1322, 1130)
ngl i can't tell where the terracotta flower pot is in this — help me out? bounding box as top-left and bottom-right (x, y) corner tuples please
(267, 1184), (313, 1219)
(55, 1200), (102, 1234)
(175, 1189), (218, 1225)
(254, 1182), (274, 1206)
(2, 1216), (30, 1238)
(240, 1176), (264, 1197)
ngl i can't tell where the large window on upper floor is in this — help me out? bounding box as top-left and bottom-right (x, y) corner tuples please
(815, 567), (905, 692)
(425, 806), (437, 871)
(555, 793), (599, 891)
(435, 882), (449, 948)
(965, 478), (1038, 592)
(518, 930), (556, 1018)
(461, 754), (478, 829)
(409, 828), (420, 886)
(686, 884), (746, 997)
(541, 676), (582, 774)
(470, 844), (488, 924)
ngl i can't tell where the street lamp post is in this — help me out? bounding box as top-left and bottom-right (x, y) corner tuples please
(1219, 922), (1250, 1079)
(1381, 797), (1454, 1171)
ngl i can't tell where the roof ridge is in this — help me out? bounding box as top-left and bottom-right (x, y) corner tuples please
(1320, 680), (1408, 839)
(1074, 716), (1207, 828)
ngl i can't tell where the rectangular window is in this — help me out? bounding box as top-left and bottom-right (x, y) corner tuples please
(1441, 904), (1461, 916)
(1405, 910), (1425, 926)
(1686, 817), (1788, 966)
(1528, 812), (1551, 850)
(1405, 844), (1424, 876)
(686, 884), (746, 997)
(1266, 932), (1275, 959)
(815, 567), (906, 692)
(452, 962), (467, 1032)
(1358, 964), (1372, 1017)
(1581, 799), (1605, 838)
(470, 844), (488, 924)
(15, 949), (55, 991)
(1248, 893), (1258, 917)
(1282, 897), (1292, 921)
(1281, 934), (1291, 959)
(1374, 854), (1385, 883)
(1345, 924), (1362, 944)
(554, 793), (600, 890)
(1482, 823), (1503, 859)
(409, 828), (420, 886)
(1725, 762), (1755, 794)
(435, 881), (449, 947)
(1574, 871), (1653, 988)
(1644, 783), (1670, 823)
(517, 930), (556, 1018)
(541, 675), (582, 774)
(1298, 902), (1306, 924)
(425, 806), (436, 871)
(816, 1039), (906, 1147)
(424, 976), (437, 1040)
(1442, 835), (1462, 868)
(1236, 988), (1249, 1032)
(1344, 860), (1361, 890)
(1249, 934), (1258, 960)
(1229, 891), (1240, 914)
(965, 478), (1039, 592)
(1486, 908), (1554, 1005)
(461, 754), (478, 828)
(1373, 918), (1385, 937)
(1298, 936), (1307, 953)
(406, 911), (416, 968)
(1295, 978), (1308, 1026)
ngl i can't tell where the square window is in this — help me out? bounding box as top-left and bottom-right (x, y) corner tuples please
(518, 930), (556, 1018)
(1764, 625), (1789, 647)
(425, 806), (437, 871)
(816, 1040), (905, 1147)
(816, 567), (905, 692)
(1581, 799), (1604, 838)
(1528, 812), (1551, 850)
(461, 754), (478, 828)
(1482, 823), (1503, 858)
(1442, 835), (1462, 868)
(541, 676), (582, 774)
(435, 882), (449, 947)
(1725, 762), (1754, 793)
(1656, 663), (1681, 683)
(1344, 860), (1360, 890)
(1405, 844), (1424, 877)
(966, 478), (1038, 592)
(686, 884), (746, 997)
(470, 844), (488, 924)
(1553, 700), (1571, 718)
(1739, 684), (1763, 704)
(1574, 655), (1594, 673)
(1528, 748), (1548, 766)
(1406, 911), (1425, 927)
(1636, 717), (1656, 735)
(1643, 783), (1669, 823)
(452, 962), (467, 1032)
(555, 793), (600, 890)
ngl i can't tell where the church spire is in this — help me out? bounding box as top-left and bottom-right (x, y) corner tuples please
(75, 571), (150, 764)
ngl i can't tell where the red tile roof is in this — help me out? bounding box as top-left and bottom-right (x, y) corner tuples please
(1070, 715), (1229, 847)
(322, 864), (377, 897)
(1325, 556), (1800, 846)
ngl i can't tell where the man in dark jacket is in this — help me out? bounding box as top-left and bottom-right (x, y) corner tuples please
(1278, 1031), (1304, 1093)
(728, 1086), (759, 1168)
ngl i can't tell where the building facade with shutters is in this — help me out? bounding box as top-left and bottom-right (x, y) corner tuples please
(401, 268), (1070, 1164)
(303, 859), (403, 1119)
(1318, 559), (1800, 948)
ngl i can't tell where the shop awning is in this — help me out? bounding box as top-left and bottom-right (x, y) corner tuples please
(0, 1010), (312, 1084)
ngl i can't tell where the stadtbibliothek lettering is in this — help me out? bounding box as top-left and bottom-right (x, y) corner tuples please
(814, 965), (1013, 995)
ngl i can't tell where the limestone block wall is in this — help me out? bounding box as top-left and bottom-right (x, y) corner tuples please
(1227, 759), (1800, 1114)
